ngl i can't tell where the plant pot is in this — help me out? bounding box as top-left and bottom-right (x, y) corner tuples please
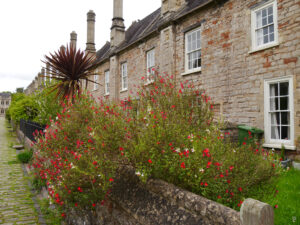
(281, 158), (291, 168)
(292, 161), (300, 171)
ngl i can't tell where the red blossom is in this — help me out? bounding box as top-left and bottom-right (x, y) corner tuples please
(77, 187), (83, 192)
(109, 178), (114, 182)
(180, 162), (186, 169)
(148, 159), (153, 164)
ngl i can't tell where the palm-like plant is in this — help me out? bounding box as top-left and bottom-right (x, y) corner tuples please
(42, 44), (99, 102)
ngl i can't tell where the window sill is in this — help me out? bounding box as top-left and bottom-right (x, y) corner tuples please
(263, 143), (296, 150)
(181, 68), (202, 76)
(249, 42), (279, 54)
(104, 94), (109, 97)
(120, 89), (128, 93)
(144, 80), (155, 86)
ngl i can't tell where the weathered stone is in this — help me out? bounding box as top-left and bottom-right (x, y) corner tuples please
(12, 145), (24, 150)
(240, 198), (274, 225)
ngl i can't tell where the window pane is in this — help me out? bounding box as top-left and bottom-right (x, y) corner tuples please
(270, 83), (278, 96)
(280, 97), (288, 110)
(271, 126), (280, 139)
(268, 6), (273, 15)
(281, 112), (289, 125)
(281, 126), (290, 140)
(269, 33), (274, 42)
(268, 15), (273, 24)
(262, 9), (267, 18)
(256, 11), (262, 28)
(280, 82), (288, 95)
(263, 35), (269, 44)
(256, 29), (263, 46)
(192, 32), (196, 42)
(262, 17), (267, 26)
(263, 27), (269, 35)
(270, 97), (279, 111)
(192, 40), (196, 51)
(271, 112), (280, 125)
(188, 35), (192, 52)
(269, 25), (274, 33)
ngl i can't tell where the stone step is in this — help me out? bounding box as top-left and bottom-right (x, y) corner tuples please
(12, 145), (24, 150)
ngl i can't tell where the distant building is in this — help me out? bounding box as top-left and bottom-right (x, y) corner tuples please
(0, 93), (11, 116)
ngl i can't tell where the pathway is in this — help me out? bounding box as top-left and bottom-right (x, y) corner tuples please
(0, 117), (39, 224)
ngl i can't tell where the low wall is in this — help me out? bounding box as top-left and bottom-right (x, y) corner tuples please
(65, 167), (273, 225)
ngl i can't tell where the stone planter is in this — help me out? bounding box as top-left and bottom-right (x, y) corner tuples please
(292, 161), (300, 171)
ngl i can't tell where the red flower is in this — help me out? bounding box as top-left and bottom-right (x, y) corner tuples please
(77, 187), (83, 192)
(181, 162), (186, 169)
(219, 174), (224, 178)
(109, 178), (114, 182)
(75, 203), (78, 207)
(274, 204), (278, 209)
(242, 142), (246, 145)
(92, 203), (96, 207)
(238, 187), (242, 192)
(148, 159), (153, 164)
(227, 180), (231, 184)
(61, 213), (66, 218)
(204, 182), (208, 186)
(217, 195), (221, 199)
(119, 147), (124, 151)
(206, 161), (212, 168)
(229, 166), (234, 171)
(93, 161), (97, 165)
(171, 105), (175, 109)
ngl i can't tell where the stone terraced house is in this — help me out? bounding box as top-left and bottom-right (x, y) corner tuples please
(26, 0), (300, 151)
(0, 93), (11, 116)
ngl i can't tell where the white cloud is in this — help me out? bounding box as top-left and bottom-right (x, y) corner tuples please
(0, 0), (160, 92)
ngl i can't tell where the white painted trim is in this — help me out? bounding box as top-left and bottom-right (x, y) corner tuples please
(263, 143), (296, 150)
(264, 76), (294, 147)
(185, 26), (201, 73)
(251, 0), (278, 52)
(121, 62), (128, 91)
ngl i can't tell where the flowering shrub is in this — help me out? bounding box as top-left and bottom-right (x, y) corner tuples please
(127, 74), (281, 209)
(32, 94), (129, 209)
(32, 74), (281, 213)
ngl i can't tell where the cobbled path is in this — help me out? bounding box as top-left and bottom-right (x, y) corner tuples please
(0, 117), (39, 225)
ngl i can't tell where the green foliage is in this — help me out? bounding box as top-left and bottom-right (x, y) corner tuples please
(7, 93), (38, 123)
(280, 144), (285, 160)
(38, 198), (63, 225)
(32, 81), (62, 125)
(32, 74), (281, 212)
(17, 149), (33, 163)
(32, 175), (47, 191)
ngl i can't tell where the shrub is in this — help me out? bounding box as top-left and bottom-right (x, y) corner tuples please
(32, 94), (129, 209)
(18, 149), (33, 163)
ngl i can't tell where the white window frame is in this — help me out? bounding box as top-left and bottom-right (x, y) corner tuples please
(94, 69), (99, 91)
(264, 76), (295, 149)
(121, 62), (128, 91)
(185, 27), (201, 73)
(146, 49), (155, 83)
(251, 0), (278, 52)
(104, 70), (110, 95)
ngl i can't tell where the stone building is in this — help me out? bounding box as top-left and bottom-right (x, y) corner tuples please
(0, 93), (11, 116)
(81, 0), (299, 151)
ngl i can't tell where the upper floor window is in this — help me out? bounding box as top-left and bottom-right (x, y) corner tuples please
(121, 62), (128, 91)
(146, 49), (155, 82)
(6, 101), (9, 105)
(251, 1), (278, 51)
(185, 27), (201, 73)
(94, 69), (99, 91)
(1, 101), (4, 105)
(105, 70), (110, 95)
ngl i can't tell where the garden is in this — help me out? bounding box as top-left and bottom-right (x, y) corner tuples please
(6, 45), (300, 225)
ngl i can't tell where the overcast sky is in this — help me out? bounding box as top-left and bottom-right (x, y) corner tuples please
(0, 0), (160, 92)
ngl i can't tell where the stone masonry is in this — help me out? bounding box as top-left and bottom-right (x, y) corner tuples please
(87, 0), (300, 151)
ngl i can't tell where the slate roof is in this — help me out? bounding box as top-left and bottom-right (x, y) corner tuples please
(95, 0), (213, 64)
(0, 93), (11, 98)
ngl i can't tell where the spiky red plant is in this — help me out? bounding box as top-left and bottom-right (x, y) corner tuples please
(42, 44), (99, 102)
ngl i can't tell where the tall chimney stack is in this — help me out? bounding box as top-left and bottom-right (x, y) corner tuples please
(70, 31), (77, 49)
(111, 0), (125, 48)
(161, 0), (186, 16)
(86, 10), (96, 53)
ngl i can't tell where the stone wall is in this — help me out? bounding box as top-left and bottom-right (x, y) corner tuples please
(89, 0), (300, 150)
(65, 167), (273, 225)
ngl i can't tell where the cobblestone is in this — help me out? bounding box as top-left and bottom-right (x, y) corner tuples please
(0, 117), (39, 224)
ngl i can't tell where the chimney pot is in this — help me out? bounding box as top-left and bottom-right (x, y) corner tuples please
(86, 10), (96, 52)
(70, 31), (77, 49)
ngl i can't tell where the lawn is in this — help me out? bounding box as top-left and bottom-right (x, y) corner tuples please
(249, 168), (300, 225)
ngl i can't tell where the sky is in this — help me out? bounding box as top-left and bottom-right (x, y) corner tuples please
(0, 0), (160, 92)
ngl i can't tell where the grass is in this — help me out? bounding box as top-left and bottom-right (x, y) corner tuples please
(38, 198), (63, 225)
(249, 168), (300, 225)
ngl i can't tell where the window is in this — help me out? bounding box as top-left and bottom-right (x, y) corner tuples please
(94, 69), (99, 91)
(185, 27), (201, 72)
(6, 101), (9, 105)
(121, 62), (128, 91)
(146, 49), (155, 82)
(264, 77), (294, 148)
(105, 70), (110, 95)
(251, 1), (278, 51)
(1, 101), (3, 105)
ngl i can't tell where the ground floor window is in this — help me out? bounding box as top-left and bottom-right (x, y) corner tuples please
(264, 76), (294, 148)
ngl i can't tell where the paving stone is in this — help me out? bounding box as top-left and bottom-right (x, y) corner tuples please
(0, 117), (39, 224)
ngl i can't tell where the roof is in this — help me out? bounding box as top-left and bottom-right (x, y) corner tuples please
(95, 0), (214, 64)
(0, 93), (11, 98)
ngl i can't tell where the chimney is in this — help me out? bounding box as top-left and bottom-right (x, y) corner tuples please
(86, 10), (96, 52)
(161, 0), (186, 16)
(70, 31), (77, 49)
(110, 0), (125, 48)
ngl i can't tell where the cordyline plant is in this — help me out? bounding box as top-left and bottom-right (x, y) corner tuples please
(42, 44), (99, 102)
